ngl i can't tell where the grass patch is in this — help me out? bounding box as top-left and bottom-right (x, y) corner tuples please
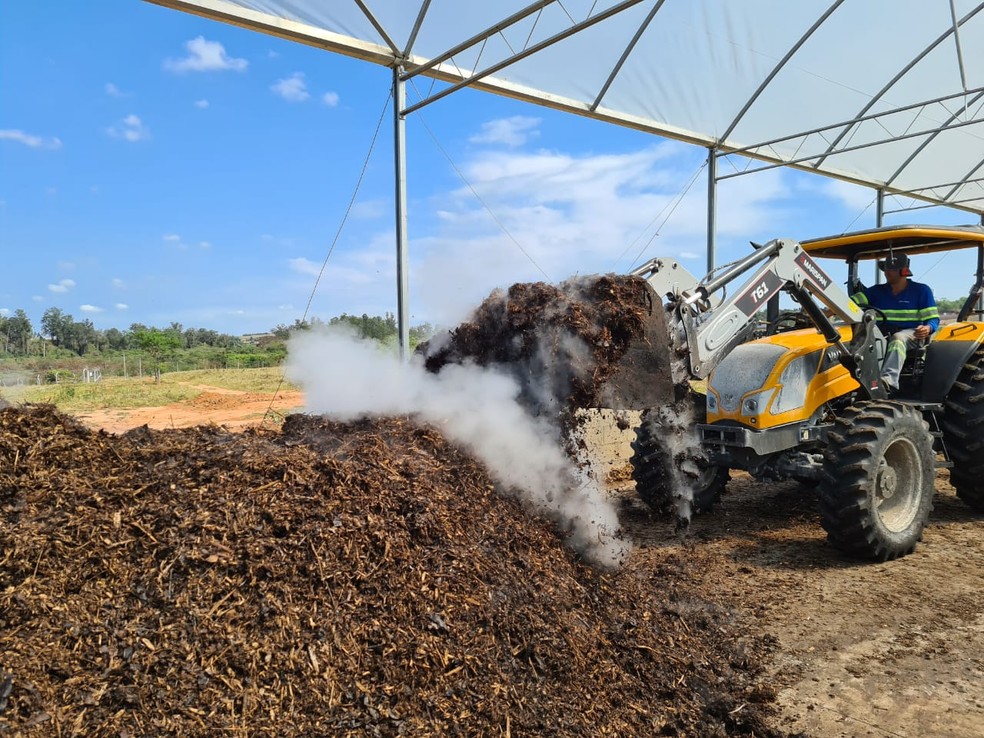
(5, 378), (199, 411)
(168, 367), (297, 393)
(2, 367), (297, 412)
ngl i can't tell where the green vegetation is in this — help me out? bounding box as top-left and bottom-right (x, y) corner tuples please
(174, 367), (299, 393)
(0, 309), (436, 392)
(273, 313), (434, 347)
(4, 367), (296, 411)
(6, 376), (200, 410)
(936, 297), (974, 314)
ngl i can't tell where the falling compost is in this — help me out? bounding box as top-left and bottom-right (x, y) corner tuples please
(419, 273), (711, 519)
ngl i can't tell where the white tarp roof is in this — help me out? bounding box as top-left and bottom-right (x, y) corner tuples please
(149, 0), (984, 215)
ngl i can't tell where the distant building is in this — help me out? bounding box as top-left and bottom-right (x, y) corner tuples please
(241, 332), (275, 346)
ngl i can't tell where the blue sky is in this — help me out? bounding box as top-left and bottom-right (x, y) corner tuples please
(1, 1), (979, 336)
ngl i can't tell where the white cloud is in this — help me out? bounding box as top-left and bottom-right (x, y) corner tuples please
(469, 116), (541, 147)
(162, 233), (189, 250)
(112, 278), (125, 288)
(816, 179), (878, 213)
(0, 308), (10, 317)
(48, 279), (76, 294)
(405, 142), (799, 323)
(45, 187), (57, 196)
(115, 303), (129, 311)
(0, 129), (62, 149)
(199, 241), (211, 249)
(271, 73), (310, 102)
(351, 200), (387, 220)
(163, 37), (247, 73)
(195, 99), (209, 109)
(288, 257), (322, 277)
(185, 141), (809, 330)
(322, 91), (339, 107)
(107, 114), (149, 142)
(80, 304), (104, 313)
(105, 82), (125, 97)
(261, 234), (295, 247)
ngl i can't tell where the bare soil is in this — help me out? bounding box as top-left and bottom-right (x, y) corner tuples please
(75, 383), (304, 434)
(52, 395), (984, 736)
(580, 415), (984, 738)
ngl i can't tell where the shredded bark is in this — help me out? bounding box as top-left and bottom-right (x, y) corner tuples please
(418, 275), (675, 435)
(0, 404), (791, 737)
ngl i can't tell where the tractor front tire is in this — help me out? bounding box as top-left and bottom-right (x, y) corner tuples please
(942, 346), (984, 511)
(819, 401), (935, 561)
(630, 402), (728, 516)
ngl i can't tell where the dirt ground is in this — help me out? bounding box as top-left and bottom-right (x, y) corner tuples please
(71, 392), (984, 738)
(580, 413), (984, 738)
(76, 384), (305, 434)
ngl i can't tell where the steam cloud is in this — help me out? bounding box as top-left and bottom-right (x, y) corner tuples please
(285, 327), (629, 568)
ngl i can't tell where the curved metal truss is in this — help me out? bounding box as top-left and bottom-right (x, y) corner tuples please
(147, 0), (984, 353)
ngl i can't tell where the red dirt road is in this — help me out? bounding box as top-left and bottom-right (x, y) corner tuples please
(76, 385), (304, 434)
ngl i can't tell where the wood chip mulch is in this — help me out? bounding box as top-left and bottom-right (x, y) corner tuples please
(1, 404), (792, 737)
(418, 275), (676, 431)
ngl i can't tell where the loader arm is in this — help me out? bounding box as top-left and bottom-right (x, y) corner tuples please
(633, 238), (885, 399)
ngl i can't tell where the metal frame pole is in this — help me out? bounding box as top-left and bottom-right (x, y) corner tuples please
(393, 65), (410, 360)
(706, 148), (717, 273)
(875, 188), (885, 284)
(979, 213), (984, 315)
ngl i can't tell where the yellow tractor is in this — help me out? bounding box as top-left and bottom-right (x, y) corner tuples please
(627, 225), (984, 560)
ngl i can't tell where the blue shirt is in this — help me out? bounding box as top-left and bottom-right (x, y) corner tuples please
(852, 280), (940, 334)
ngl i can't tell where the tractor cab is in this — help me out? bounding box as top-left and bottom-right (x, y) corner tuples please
(801, 223), (984, 320)
(800, 224), (984, 402)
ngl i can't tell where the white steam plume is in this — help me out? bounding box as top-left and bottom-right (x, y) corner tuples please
(285, 327), (629, 568)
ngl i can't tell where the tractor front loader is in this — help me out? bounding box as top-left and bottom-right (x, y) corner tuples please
(621, 225), (984, 561)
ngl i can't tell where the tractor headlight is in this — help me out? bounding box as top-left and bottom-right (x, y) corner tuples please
(741, 388), (776, 417)
(706, 391), (718, 414)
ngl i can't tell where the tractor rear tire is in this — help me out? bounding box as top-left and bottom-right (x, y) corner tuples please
(630, 399), (729, 516)
(819, 401), (935, 561)
(942, 346), (984, 511)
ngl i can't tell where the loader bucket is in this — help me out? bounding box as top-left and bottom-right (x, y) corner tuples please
(418, 274), (680, 425)
(593, 279), (678, 411)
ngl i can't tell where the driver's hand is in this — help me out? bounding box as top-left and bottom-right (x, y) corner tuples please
(913, 325), (930, 340)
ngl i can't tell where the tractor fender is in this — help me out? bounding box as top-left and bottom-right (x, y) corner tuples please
(922, 334), (984, 402)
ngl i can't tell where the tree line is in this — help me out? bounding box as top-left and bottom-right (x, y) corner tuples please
(0, 307), (436, 360)
(273, 313), (434, 346)
(0, 307), (245, 358)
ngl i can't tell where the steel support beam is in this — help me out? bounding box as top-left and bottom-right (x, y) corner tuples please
(393, 66), (410, 360)
(875, 189), (885, 284)
(401, 0), (646, 116)
(707, 149), (717, 273)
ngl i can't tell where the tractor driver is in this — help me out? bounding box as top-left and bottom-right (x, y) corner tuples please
(851, 254), (940, 392)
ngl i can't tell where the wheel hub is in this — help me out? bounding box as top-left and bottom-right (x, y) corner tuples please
(877, 463), (898, 500)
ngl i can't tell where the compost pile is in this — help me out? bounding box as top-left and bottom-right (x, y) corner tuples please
(418, 275), (676, 432)
(0, 404), (789, 737)
(418, 273), (712, 520)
